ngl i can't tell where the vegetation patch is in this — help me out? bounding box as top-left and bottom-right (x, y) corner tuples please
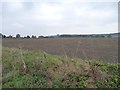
(2, 47), (119, 88)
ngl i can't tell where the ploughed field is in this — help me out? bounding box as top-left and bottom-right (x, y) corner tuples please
(2, 38), (118, 63)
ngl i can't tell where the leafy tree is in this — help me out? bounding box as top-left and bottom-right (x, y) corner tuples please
(2, 35), (6, 38)
(7, 35), (13, 38)
(16, 34), (21, 38)
(38, 36), (44, 38)
(26, 35), (30, 38)
(32, 35), (36, 38)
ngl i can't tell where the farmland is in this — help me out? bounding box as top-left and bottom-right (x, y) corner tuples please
(2, 38), (119, 88)
(2, 38), (118, 63)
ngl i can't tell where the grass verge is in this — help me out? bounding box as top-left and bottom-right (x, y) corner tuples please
(2, 47), (120, 88)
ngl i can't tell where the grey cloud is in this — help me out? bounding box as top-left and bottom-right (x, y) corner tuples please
(2, 1), (118, 36)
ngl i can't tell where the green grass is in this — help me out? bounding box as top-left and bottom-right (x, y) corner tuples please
(2, 47), (120, 88)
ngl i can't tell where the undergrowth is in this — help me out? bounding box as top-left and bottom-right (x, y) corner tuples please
(2, 47), (119, 88)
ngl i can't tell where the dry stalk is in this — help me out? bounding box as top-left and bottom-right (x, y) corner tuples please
(19, 45), (27, 74)
(73, 41), (81, 58)
(90, 40), (94, 59)
(61, 45), (68, 59)
(82, 49), (88, 60)
(43, 52), (47, 59)
(87, 40), (98, 84)
(10, 49), (17, 72)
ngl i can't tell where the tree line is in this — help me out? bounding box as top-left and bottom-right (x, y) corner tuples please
(0, 33), (45, 39)
(0, 33), (112, 39)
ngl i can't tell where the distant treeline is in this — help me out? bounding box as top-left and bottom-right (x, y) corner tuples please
(0, 33), (119, 39)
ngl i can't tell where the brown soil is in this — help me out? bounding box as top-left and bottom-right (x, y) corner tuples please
(2, 38), (118, 63)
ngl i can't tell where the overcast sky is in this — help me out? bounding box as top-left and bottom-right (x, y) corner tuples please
(1, 0), (119, 36)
